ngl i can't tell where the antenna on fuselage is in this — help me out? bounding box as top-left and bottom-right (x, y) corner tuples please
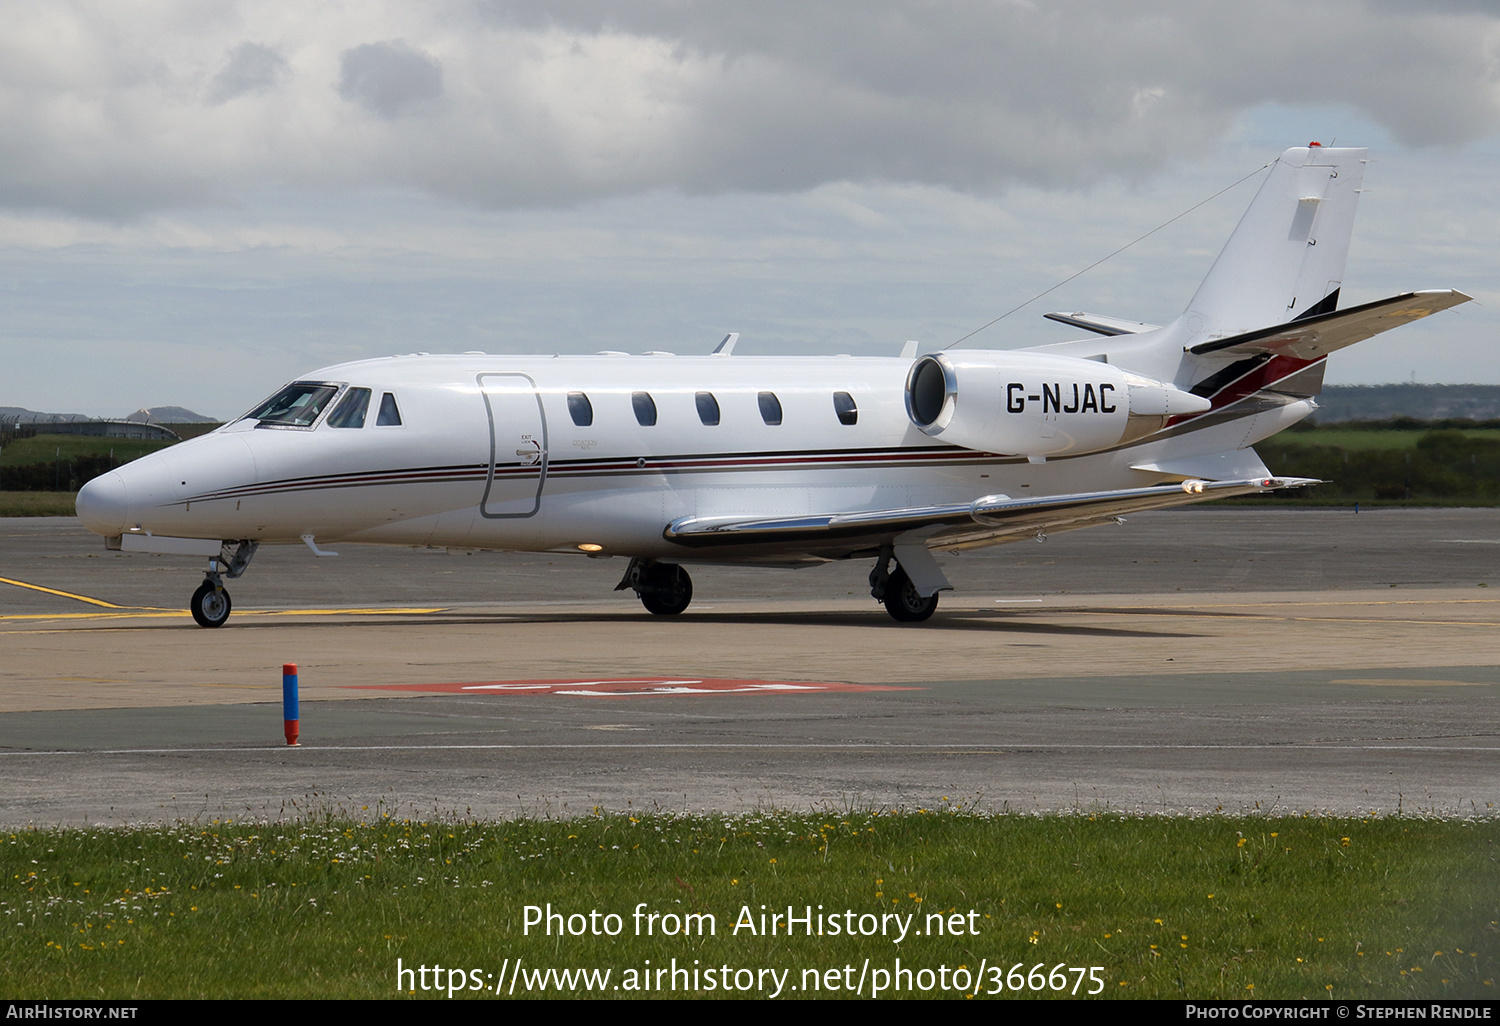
(712, 332), (739, 355)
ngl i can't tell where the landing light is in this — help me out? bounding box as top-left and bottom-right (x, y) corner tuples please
(577, 543), (605, 552)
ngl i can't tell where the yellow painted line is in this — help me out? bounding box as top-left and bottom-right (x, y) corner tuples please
(0, 606), (447, 623)
(0, 611), (184, 621)
(0, 575), (132, 608)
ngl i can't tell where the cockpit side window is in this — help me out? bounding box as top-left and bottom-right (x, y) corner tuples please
(245, 382), (341, 428)
(376, 392), (403, 426)
(327, 388), (371, 429)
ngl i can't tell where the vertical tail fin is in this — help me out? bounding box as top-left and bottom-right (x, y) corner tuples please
(1182, 145), (1366, 341)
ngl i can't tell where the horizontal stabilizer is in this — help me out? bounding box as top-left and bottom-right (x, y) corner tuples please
(1044, 311), (1161, 337)
(665, 476), (1316, 554)
(1188, 290), (1472, 360)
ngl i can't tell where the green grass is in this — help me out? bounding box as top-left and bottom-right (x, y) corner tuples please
(1286, 429), (1431, 451)
(2, 810), (1495, 1000)
(0, 491), (78, 516)
(0, 434), (176, 467)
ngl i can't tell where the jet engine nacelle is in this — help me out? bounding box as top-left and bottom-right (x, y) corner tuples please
(904, 351), (1211, 457)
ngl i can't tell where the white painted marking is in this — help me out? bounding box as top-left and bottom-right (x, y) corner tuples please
(462, 679), (702, 690)
(554, 683), (824, 696)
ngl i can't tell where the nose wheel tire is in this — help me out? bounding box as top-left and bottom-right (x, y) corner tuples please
(639, 564), (693, 616)
(191, 580), (232, 628)
(882, 567), (937, 623)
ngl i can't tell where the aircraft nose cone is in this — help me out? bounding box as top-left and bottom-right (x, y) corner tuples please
(76, 471), (129, 536)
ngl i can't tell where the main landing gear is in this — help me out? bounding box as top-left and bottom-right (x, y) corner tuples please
(869, 547), (939, 623)
(190, 541), (258, 628)
(617, 557), (694, 616)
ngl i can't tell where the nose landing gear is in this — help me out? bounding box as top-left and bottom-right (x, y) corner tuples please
(189, 540), (258, 628)
(191, 579), (232, 628)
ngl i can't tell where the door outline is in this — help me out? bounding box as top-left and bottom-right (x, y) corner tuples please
(478, 373), (548, 518)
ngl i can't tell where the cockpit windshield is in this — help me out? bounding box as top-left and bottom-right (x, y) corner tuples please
(243, 382), (341, 428)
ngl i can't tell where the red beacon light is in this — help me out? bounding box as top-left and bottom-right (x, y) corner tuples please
(1309, 141), (1322, 147)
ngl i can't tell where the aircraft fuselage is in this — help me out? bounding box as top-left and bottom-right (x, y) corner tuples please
(82, 351), (1249, 565)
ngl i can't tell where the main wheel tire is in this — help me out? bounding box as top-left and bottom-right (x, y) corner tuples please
(639, 564), (693, 616)
(882, 566), (937, 623)
(191, 580), (232, 628)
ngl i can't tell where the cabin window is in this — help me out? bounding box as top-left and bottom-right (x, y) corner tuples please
(376, 392), (403, 426)
(567, 391), (594, 427)
(245, 382), (340, 428)
(695, 391), (721, 426)
(757, 391), (783, 426)
(326, 388), (371, 429)
(833, 391), (858, 426)
(632, 391), (657, 427)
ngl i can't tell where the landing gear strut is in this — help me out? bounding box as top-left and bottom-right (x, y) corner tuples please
(869, 546), (938, 623)
(616, 557), (694, 616)
(191, 540), (258, 628)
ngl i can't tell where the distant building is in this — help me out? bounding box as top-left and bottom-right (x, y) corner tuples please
(0, 415), (180, 441)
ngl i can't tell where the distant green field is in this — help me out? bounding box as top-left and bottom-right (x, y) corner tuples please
(0, 433), (176, 467)
(0, 491), (77, 517)
(1280, 428), (1498, 451)
(1252, 425), (1500, 505)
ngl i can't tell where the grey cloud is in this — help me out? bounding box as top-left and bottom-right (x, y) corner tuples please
(0, 2), (1495, 218)
(339, 40), (444, 117)
(472, 0), (1500, 156)
(207, 43), (288, 105)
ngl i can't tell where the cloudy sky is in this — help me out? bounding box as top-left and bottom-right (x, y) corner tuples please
(2, 1), (1497, 418)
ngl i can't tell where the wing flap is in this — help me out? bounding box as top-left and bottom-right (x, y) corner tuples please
(664, 476), (1316, 553)
(1188, 290), (1471, 360)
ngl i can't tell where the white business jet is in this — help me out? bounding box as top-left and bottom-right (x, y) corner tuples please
(75, 146), (1469, 626)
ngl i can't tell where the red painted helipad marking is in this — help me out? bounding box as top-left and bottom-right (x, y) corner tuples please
(347, 677), (920, 698)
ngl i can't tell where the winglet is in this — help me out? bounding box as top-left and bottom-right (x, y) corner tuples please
(712, 332), (739, 355)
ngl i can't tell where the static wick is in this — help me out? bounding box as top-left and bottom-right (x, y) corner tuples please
(282, 662), (300, 747)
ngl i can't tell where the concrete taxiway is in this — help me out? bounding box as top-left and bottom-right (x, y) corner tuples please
(0, 508), (1496, 824)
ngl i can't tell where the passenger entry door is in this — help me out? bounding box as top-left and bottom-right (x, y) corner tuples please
(479, 373), (547, 518)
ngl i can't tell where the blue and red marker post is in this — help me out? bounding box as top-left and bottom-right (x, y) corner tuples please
(282, 663), (300, 746)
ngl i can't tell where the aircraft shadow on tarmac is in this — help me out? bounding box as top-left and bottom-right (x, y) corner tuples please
(127, 607), (1206, 639)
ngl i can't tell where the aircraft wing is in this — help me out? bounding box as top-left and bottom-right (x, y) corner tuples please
(664, 475), (1315, 555)
(1188, 290), (1472, 360)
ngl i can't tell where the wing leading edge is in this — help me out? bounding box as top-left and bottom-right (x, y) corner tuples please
(664, 476), (1315, 557)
